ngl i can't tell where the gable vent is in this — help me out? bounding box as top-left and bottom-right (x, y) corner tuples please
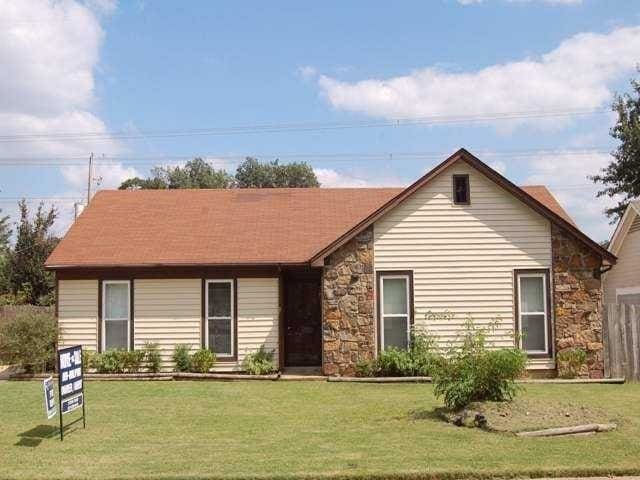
(630, 215), (640, 234)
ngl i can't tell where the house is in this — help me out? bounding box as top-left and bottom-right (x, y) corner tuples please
(45, 149), (616, 378)
(604, 200), (640, 305)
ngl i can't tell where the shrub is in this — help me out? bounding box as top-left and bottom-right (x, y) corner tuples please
(376, 348), (414, 376)
(0, 308), (57, 372)
(173, 344), (192, 372)
(190, 348), (216, 373)
(82, 349), (95, 371)
(557, 348), (587, 379)
(431, 317), (527, 410)
(143, 341), (162, 373)
(242, 346), (277, 375)
(355, 329), (439, 377)
(91, 349), (124, 373)
(122, 349), (146, 373)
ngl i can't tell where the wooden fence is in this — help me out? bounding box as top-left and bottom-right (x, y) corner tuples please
(604, 303), (640, 381)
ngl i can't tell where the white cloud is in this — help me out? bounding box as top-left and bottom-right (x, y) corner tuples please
(0, 0), (122, 233)
(488, 160), (507, 175)
(84, 0), (118, 15)
(317, 26), (640, 131)
(524, 151), (618, 241)
(61, 162), (140, 191)
(297, 65), (318, 80)
(314, 168), (371, 187)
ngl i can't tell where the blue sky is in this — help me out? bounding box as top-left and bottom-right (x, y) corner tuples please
(1, 0), (639, 241)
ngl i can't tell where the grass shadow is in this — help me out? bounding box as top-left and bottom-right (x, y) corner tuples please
(15, 424), (59, 447)
(408, 407), (447, 422)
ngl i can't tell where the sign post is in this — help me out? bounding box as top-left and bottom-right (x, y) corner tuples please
(43, 376), (56, 419)
(56, 345), (86, 441)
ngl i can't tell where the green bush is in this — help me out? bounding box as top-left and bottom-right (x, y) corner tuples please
(557, 348), (587, 379)
(190, 348), (216, 373)
(93, 349), (127, 373)
(242, 346), (277, 375)
(89, 346), (160, 373)
(143, 341), (162, 373)
(122, 349), (146, 373)
(0, 308), (57, 372)
(173, 344), (192, 372)
(355, 329), (439, 377)
(431, 318), (527, 410)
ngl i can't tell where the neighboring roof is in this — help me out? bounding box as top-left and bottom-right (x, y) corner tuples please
(309, 148), (616, 266)
(45, 188), (402, 268)
(608, 200), (640, 255)
(46, 148), (614, 269)
(519, 185), (577, 227)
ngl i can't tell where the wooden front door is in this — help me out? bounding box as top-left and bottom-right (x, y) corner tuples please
(284, 272), (322, 367)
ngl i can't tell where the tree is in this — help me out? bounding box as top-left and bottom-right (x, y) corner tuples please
(8, 201), (59, 305)
(592, 74), (640, 221)
(119, 158), (233, 190)
(119, 157), (320, 190)
(235, 157), (319, 188)
(0, 209), (11, 295)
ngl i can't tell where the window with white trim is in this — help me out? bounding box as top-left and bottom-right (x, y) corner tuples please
(102, 280), (130, 351)
(206, 280), (234, 356)
(380, 274), (411, 350)
(516, 271), (550, 356)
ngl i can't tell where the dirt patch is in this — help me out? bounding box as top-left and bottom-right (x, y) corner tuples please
(432, 398), (616, 433)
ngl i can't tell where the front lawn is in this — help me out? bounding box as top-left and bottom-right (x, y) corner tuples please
(1, 381), (639, 479)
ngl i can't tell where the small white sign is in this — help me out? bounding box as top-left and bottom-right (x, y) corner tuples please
(43, 376), (56, 419)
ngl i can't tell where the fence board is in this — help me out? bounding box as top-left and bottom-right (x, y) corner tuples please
(604, 303), (640, 381)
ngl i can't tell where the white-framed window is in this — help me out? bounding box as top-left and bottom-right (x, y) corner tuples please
(205, 279), (234, 357)
(516, 270), (551, 356)
(379, 273), (411, 351)
(102, 280), (130, 351)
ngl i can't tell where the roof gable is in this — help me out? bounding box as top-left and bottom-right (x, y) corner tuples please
(309, 148), (615, 266)
(609, 200), (640, 255)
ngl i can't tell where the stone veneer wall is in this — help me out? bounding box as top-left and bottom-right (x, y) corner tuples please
(552, 224), (604, 378)
(322, 226), (375, 376)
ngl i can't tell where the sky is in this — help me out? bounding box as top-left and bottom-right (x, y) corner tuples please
(0, 0), (639, 242)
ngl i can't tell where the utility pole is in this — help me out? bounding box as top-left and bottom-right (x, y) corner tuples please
(87, 152), (93, 204)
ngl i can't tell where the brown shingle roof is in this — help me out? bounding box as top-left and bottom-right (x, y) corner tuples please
(45, 188), (402, 267)
(45, 167), (590, 268)
(520, 185), (577, 226)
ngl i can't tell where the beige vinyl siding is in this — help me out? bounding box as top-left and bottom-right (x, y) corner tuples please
(374, 161), (552, 349)
(134, 279), (201, 370)
(57, 279), (99, 351)
(604, 224), (640, 304)
(236, 277), (280, 367)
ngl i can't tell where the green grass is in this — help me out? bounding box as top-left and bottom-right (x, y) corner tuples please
(1, 381), (640, 480)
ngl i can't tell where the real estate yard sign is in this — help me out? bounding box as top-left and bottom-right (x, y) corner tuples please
(57, 345), (86, 440)
(43, 376), (56, 419)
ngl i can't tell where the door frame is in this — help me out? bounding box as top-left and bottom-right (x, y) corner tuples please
(281, 268), (322, 368)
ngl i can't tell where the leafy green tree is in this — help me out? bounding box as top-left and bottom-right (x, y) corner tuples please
(119, 158), (233, 190)
(119, 156), (320, 190)
(235, 157), (319, 188)
(8, 201), (59, 305)
(592, 74), (640, 221)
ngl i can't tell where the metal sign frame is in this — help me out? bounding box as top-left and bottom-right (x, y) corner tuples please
(56, 345), (86, 441)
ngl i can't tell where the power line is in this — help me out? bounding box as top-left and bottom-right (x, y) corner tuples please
(0, 108), (609, 143)
(0, 147), (613, 166)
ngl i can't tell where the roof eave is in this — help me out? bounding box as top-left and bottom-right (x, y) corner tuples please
(45, 261), (312, 271)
